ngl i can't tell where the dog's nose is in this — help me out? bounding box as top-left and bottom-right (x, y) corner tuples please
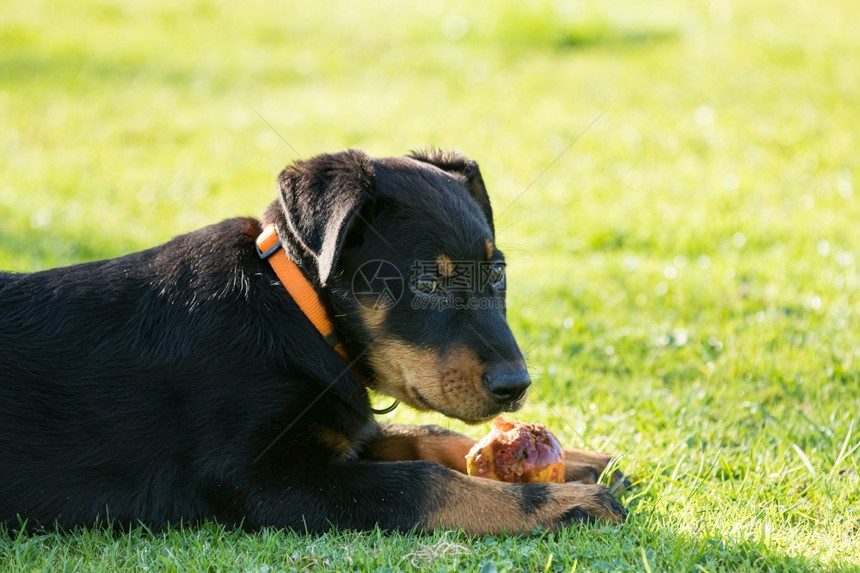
(483, 364), (531, 404)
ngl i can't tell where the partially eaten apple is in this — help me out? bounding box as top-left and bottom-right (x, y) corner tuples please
(465, 417), (565, 483)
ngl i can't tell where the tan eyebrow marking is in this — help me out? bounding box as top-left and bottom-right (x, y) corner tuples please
(484, 238), (495, 261)
(436, 254), (454, 278)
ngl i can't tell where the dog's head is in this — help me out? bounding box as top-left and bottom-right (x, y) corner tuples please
(271, 148), (530, 424)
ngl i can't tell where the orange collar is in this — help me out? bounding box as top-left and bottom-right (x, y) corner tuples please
(255, 223), (350, 362)
(255, 224), (398, 415)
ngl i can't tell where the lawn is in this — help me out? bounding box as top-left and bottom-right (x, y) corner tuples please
(1, 0), (858, 570)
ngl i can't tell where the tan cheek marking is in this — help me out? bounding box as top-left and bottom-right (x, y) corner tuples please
(358, 305), (388, 336)
(434, 346), (499, 420)
(484, 238), (495, 260)
(366, 339), (440, 410)
(436, 254), (454, 278)
(366, 341), (500, 421)
(440, 346), (485, 397)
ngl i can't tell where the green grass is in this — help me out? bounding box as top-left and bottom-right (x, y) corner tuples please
(1, 0), (858, 570)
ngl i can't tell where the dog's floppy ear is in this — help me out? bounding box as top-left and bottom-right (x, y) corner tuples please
(277, 148), (375, 285)
(408, 148), (494, 237)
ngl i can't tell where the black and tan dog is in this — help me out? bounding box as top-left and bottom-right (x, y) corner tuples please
(0, 149), (626, 533)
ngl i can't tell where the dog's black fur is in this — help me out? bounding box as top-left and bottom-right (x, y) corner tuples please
(0, 149), (626, 533)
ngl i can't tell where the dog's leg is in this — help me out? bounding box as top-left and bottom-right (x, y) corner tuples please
(362, 424), (476, 473)
(363, 424), (631, 490)
(564, 449), (632, 490)
(239, 460), (626, 533)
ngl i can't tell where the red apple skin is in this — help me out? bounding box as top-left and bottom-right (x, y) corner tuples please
(465, 417), (566, 484)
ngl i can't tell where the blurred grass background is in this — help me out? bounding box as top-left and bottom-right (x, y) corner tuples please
(1, 0), (858, 571)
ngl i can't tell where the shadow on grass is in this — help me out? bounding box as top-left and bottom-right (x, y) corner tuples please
(1, 516), (853, 571)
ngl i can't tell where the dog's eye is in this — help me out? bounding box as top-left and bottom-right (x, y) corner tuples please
(488, 264), (505, 287)
(414, 277), (443, 294)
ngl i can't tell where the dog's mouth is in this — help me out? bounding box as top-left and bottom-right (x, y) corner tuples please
(408, 386), (436, 411)
(402, 382), (527, 425)
(501, 391), (529, 413)
(365, 338), (530, 423)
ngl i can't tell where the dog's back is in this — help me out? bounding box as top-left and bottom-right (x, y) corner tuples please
(0, 217), (320, 529)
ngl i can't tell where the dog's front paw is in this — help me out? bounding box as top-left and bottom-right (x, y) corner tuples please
(426, 471), (627, 534)
(552, 483), (627, 527)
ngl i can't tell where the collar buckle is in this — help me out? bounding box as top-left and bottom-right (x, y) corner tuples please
(255, 226), (282, 259)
